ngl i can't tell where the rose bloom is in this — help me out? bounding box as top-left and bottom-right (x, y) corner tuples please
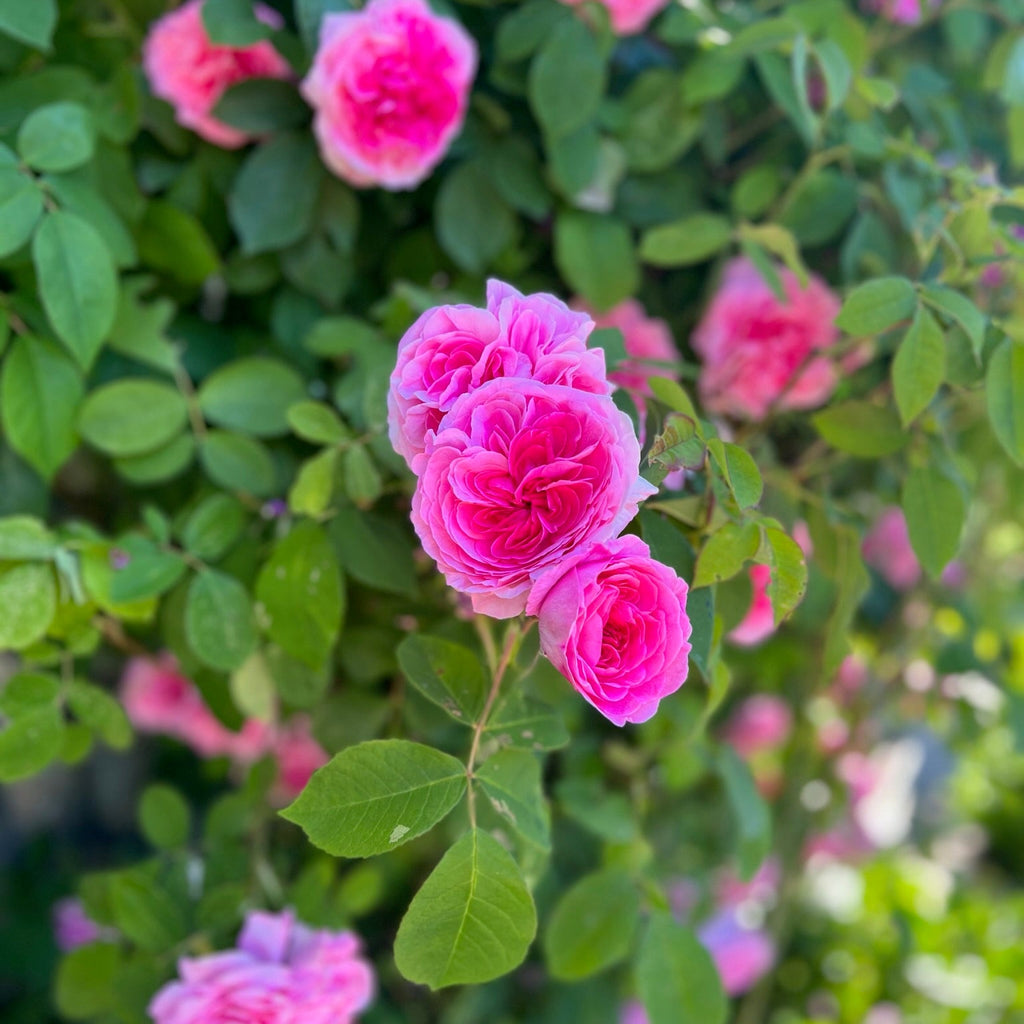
(301, 0), (476, 189)
(722, 695), (792, 758)
(526, 535), (691, 725)
(143, 0), (291, 148)
(693, 258), (842, 421)
(388, 280), (606, 468)
(728, 564), (776, 647)
(272, 715), (329, 800)
(560, 0), (669, 35)
(862, 507), (921, 590)
(150, 909), (374, 1024)
(864, 0), (940, 24)
(412, 378), (654, 618)
(585, 299), (676, 400)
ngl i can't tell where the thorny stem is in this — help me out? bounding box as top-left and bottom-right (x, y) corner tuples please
(465, 620), (529, 829)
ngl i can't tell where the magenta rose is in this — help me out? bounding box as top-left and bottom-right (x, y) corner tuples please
(149, 909), (374, 1024)
(727, 564), (776, 647)
(560, 0), (669, 35)
(526, 535), (691, 725)
(143, 0), (291, 149)
(388, 281), (607, 467)
(692, 258), (842, 421)
(301, 0), (476, 189)
(412, 379), (654, 618)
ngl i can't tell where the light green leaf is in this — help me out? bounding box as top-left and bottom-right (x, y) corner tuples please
(0, 167), (43, 256)
(812, 401), (908, 457)
(78, 379), (188, 458)
(835, 276), (917, 336)
(707, 440), (763, 510)
(181, 493), (247, 561)
(554, 211), (638, 311)
(341, 444), (383, 508)
(764, 527), (808, 625)
(109, 873), (189, 952)
(0, 516), (55, 560)
(394, 828), (537, 988)
(281, 739), (466, 857)
(288, 448), (339, 517)
(287, 400), (349, 445)
(476, 748), (550, 850)
(484, 691), (570, 752)
(718, 746), (772, 879)
(199, 430), (276, 496)
(986, 336), (1024, 465)
(199, 357), (306, 438)
(255, 521), (344, 669)
(0, 699), (63, 781)
(32, 211), (118, 368)
(17, 102), (94, 172)
(640, 212), (732, 268)
(115, 434), (195, 486)
(637, 913), (727, 1024)
(397, 634), (488, 724)
(55, 943), (119, 1021)
(892, 307), (946, 426)
(920, 285), (986, 360)
(185, 570), (258, 672)
(528, 16), (606, 138)
(436, 161), (517, 274)
(544, 867), (639, 980)
(0, 563), (56, 651)
(138, 784), (190, 849)
(0, 0), (57, 49)
(693, 522), (761, 589)
(66, 679), (132, 750)
(902, 466), (965, 580)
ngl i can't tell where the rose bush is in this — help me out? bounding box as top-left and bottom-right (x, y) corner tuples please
(2, 1), (1024, 1023)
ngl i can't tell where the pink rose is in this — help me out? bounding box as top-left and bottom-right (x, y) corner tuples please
(864, 0), (940, 24)
(301, 0), (476, 189)
(582, 298), (677, 399)
(728, 564), (776, 647)
(150, 909), (374, 1024)
(560, 0), (669, 35)
(271, 715), (329, 800)
(722, 695), (792, 758)
(388, 281), (606, 467)
(861, 507), (921, 590)
(693, 258), (842, 421)
(697, 909), (774, 996)
(526, 535), (690, 725)
(412, 379), (655, 618)
(143, 0), (291, 149)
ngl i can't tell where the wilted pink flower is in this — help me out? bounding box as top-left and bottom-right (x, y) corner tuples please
(862, 507), (922, 590)
(150, 909), (374, 1024)
(143, 0), (290, 148)
(698, 909), (774, 996)
(412, 379), (654, 618)
(864, 0), (939, 24)
(693, 258), (841, 421)
(272, 716), (329, 800)
(560, 0), (669, 35)
(388, 282), (606, 467)
(301, 0), (476, 189)
(728, 564), (776, 647)
(722, 695), (792, 758)
(53, 898), (116, 952)
(526, 535), (690, 726)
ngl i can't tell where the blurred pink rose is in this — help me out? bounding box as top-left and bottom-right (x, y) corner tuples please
(693, 258), (841, 421)
(728, 564), (776, 647)
(272, 715), (329, 800)
(53, 898), (116, 952)
(585, 299), (676, 400)
(388, 281), (606, 467)
(835, 653), (869, 696)
(412, 378), (654, 618)
(301, 0), (476, 189)
(150, 909), (374, 1024)
(722, 695), (792, 758)
(862, 507), (922, 590)
(715, 858), (781, 909)
(526, 534), (691, 726)
(143, 0), (290, 148)
(560, 0), (669, 35)
(620, 1001), (650, 1024)
(698, 909), (774, 996)
(865, 0), (939, 24)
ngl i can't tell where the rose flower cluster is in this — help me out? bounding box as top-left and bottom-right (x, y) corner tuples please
(388, 281), (692, 727)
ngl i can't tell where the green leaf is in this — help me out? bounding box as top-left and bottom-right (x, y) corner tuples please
(255, 521), (344, 669)
(0, 336), (83, 481)
(281, 739), (466, 856)
(341, 444), (383, 508)
(554, 211), (638, 310)
(199, 357), (306, 438)
(0, 699), (63, 781)
(397, 634), (488, 724)
(764, 527), (808, 625)
(137, 201), (220, 286)
(637, 913), (727, 1024)
(435, 161), (516, 274)
(812, 401), (908, 457)
(17, 102), (94, 172)
(288, 447), (339, 517)
(213, 79), (308, 134)
(199, 430), (276, 496)
(902, 466), (965, 580)
(55, 944), (120, 1021)
(295, 0), (351, 51)
(0, 0), (57, 50)
(778, 168), (857, 246)
(33, 211), (118, 368)
(202, 0), (272, 44)
(115, 434), (195, 486)
(919, 285), (986, 360)
(639, 212), (732, 268)
(78, 379), (188, 458)
(328, 505), (417, 597)
(66, 680), (132, 750)
(109, 873), (189, 952)
(0, 516), (55, 560)
(185, 570), (258, 672)
(287, 400), (349, 445)
(484, 691), (570, 752)
(528, 16), (606, 138)
(108, 536), (186, 603)
(265, 644), (329, 708)
(693, 522), (761, 589)
(105, 277), (179, 374)
(181, 493), (247, 561)
(229, 133), (322, 254)
(892, 307), (946, 427)
(476, 748), (550, 850)
(986, 336), (1024, 465)
(835, 276), (917, 335)
(394, 828), (537, 988)
(544, 867), (639, 980)
(46, 171), (136, 269)
(556, 777), (636, 841)
(0, 167), (43, 256)
(0, 563), (56, 650)
(718, 746), (772, 879)
(707, 440), (763, 510)
(138, 783), (190, 848)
